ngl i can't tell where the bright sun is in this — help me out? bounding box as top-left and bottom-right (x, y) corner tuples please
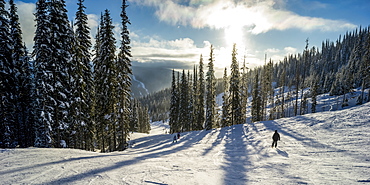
(224, 25), (245, 48)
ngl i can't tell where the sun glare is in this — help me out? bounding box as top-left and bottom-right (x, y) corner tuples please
(224, 25), (244, 48)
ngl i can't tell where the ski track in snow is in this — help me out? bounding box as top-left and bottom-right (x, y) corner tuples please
(1, 103), (370, 184)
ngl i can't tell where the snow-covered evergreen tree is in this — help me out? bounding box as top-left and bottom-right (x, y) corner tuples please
(141, 105), (151, 134)
(293, 55), (300, 116)
(264, 59), (274, 120)
(94, 10), (117, 152)
(195, 55), (205, 130)
(192, 65), (198, 130)
(277, 58), (287, 118)
(229, 44), (242, 125)
(9, 0), (23, 60)
(310, 73), (318, 114)
(240, 56), (248, 124)
(205, 45), (217, 130)
(71, 0), (93, 150)
(131, 100), (150, 134)
(359, 27), (370, 103)
(19, 45), (35, 147)
(9, 0), (34, 147)
(221, 68), (230, 127)
(179, 70), (190, 131)
(0, 0), (15, 148)
(48, 0), (73, 147)
(116, 0), (132, 150)
(188, 70), (194, 131)
(91, 22), (101, 147)
(251, 72), (262, 122)
(33, 0), (52, 148)
(299, 39), (310, 115)
(169, 70), (179, 133)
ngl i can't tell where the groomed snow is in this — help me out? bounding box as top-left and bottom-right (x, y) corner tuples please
(1, 102), (370, 184)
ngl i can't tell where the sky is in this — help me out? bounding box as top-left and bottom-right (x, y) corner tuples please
(13, 0), (370, 77)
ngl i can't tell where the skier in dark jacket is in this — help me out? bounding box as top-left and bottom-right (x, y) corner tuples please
(173, 135), (177, 143)
(272, 130), (280, 148)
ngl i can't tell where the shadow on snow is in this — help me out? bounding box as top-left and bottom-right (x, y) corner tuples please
(40, 130), (210, 184)
(221, 124), (250, 184)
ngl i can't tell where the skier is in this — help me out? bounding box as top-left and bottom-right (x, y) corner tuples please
(177, 132), (181, 140)
(172, 134), (177, 143)
(272, 130), (280, 148)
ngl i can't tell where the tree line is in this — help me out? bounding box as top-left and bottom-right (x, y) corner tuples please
(0, 0), (149, 152)
(168, 27), (370, 132)
(138, 88), (171, 123)
(169, 45), (242, 133)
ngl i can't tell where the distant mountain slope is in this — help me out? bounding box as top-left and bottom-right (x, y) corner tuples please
(131, 75), (150, 97)
(131, 65), (172, 97)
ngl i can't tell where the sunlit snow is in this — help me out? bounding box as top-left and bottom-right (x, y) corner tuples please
(1, 100), (369, 184)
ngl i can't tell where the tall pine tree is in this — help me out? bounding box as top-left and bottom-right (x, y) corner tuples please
(179, 70), (190, 131)
(221, 68), (230, 127)
(0, 0), (15, 147)
(195, 55), (205, 130)
(251, 72), (262, 122)
(192, 65), (198, 130)
(9, 0), (34, 147)
(70, 0), (93, 150)
(116, 0), (132, 150)
(169, 70), (179, 133)
(94, 10), (117, 152)
(205, 45), (217, 130)
(229, 44), (242, 125)
(361, 27), (370, 103)
(48, 0), (73, 147)
(33, 0), (52, 148)
(240, 55), (248, 124)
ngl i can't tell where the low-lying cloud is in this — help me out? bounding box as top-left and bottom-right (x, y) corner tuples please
(131, 37), (211, 66)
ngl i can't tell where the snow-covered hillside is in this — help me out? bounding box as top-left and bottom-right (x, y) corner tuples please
(1, 102), (369, 184)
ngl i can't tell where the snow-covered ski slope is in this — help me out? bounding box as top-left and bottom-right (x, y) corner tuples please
(1, 102), (370, 185)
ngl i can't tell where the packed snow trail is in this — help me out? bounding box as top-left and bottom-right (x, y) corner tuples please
(1, 103), (369, 184)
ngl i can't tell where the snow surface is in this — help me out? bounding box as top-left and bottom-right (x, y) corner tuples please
(1, 101), (370, 184)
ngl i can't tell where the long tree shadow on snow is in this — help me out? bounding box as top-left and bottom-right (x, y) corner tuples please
(1, 133), (192, 178)
(222, 124), (250, 184)
(0, 149), (131, 176)
(201, 128), (227, 156)
(262, 119), (334, 149)
(261, 118), (361, 159)
(42, 130), (211, 184)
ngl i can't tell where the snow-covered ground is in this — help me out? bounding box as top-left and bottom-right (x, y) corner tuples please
(1, 101), (369, 184)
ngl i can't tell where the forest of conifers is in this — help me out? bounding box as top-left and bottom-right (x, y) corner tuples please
(0, 0), (150, 152)
(140, 26), (370, 133)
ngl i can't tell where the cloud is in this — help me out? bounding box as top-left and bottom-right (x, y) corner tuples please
(87, 14), (99, 33)
(129, 0), (356, 34)
(284, 46), (298, 55)
(131, 37), (209, 65)
(262, 46), (298, 63)
(16, 2), (36, 50)
(131, 35), (253, 77)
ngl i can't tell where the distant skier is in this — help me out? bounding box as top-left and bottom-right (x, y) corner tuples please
(177, 132), (181, 140)
(272, 130), (280, 148)
(173, 135), (177, 143)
